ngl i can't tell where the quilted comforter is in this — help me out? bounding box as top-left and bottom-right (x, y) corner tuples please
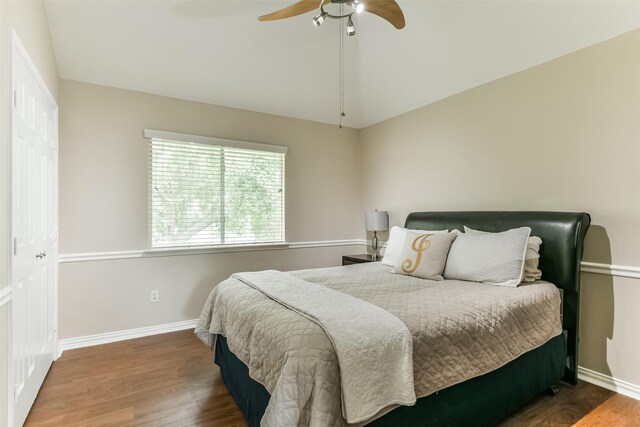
(195, 262), (562, 426)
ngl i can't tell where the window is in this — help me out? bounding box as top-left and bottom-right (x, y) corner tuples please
(145, 130), (286, 249)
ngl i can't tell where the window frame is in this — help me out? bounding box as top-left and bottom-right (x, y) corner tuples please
(144, 129), (287, 252)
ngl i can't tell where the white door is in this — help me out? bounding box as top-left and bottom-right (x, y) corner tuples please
(11, 35), (58, 427)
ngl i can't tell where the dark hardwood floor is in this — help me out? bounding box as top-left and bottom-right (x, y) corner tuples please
(25, 330), (639, 426)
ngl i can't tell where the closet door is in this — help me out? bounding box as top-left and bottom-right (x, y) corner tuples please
(11, 37), (58, 427)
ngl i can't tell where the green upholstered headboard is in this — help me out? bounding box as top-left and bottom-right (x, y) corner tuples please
(404, 211), (590, 385)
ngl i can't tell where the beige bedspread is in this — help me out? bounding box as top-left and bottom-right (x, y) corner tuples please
(231, 270), (415, 423)
(195, 262), (562, 427)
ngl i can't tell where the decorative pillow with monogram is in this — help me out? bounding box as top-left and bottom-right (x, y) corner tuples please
(381, 226), (450, 267)
(392, 230), (458, 280)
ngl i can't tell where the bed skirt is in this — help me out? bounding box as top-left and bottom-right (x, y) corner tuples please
(214, 332), (567, 426)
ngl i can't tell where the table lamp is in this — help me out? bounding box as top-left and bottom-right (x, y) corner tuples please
(366, 210), (389, 260)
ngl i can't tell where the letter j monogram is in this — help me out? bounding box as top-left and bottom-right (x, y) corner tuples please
(401, 234), (432, 273)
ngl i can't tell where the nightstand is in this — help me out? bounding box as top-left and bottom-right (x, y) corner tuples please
(342, 254), (381, 266)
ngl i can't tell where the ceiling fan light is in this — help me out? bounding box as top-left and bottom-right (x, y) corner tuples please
(312, 12), (326, 27)
(352, 0), (365, 14)
(346, 17), (356, 36)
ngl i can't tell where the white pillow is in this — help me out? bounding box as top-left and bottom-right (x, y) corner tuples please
(392, 231), (457, 280)
(464, 226), (543, 283)
(523, 236), (543, 282)
(381, 226), (449, 267)
(443, 227), (531, 287)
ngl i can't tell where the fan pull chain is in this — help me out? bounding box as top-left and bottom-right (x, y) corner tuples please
(339, 2), (345, 129)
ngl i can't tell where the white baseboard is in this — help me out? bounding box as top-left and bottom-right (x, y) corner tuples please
(578, 366), (640, 401)
(57, 318), (198, 358)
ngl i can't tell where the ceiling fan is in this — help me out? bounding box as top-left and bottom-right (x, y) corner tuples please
(258, 0), (406, 33)
(259, 1), (405, 128)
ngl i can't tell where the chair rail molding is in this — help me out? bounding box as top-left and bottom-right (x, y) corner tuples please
(57, 247), (640, 281)
(581, 261), (640, 280)
(58, 239), (369, 263)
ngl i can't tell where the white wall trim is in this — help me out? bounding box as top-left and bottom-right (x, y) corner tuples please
(57, 318), (198, 358)
(56, 248), (640, 282)
(578, 366), (640, 401)
(581, 261), (640, 280)
(58, 239), (368, 263)
(288, 239), (368, 249)
(60, 250), (144, 263)
(143, 129), (288, 154)
(0, 288), (11, 307)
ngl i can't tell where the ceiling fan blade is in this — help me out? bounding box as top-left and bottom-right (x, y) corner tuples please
(362, 0), (405, 29)
(259, 0), (331, 22)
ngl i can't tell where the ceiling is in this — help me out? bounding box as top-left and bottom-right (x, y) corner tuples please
(46, 1), (640, 129)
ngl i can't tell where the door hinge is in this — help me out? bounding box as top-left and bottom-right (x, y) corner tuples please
(13, 89), (17, 108)
(53, 229), (59, 242)
(13, 237), (18, 255)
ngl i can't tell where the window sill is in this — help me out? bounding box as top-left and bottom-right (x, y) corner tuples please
(143, 242), (290, 257)
(58, 239), (367, 263)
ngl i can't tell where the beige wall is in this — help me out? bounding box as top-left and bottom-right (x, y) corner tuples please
(58, 80), (363, 338)
(360, 30), (640, 389)
(59, 245), (362, 339)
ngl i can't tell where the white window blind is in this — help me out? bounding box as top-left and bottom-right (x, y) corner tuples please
(145, 130), (286, 249)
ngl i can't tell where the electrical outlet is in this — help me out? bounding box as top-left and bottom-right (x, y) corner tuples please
(150, 290), (159, 303)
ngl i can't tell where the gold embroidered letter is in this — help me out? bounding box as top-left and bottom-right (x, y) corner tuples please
(401, 234), (432, 273)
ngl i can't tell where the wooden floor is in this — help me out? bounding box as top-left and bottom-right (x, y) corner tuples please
(25, 330), (640, 427)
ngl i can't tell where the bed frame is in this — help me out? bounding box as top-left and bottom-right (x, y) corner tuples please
(405, 211), (590, 385)
(214, 211), (590, 426)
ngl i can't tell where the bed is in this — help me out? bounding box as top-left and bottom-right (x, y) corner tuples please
(196, 211), (590, 426)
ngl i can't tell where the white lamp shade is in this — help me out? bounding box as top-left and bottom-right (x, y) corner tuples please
(365, 211), (389, 231)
